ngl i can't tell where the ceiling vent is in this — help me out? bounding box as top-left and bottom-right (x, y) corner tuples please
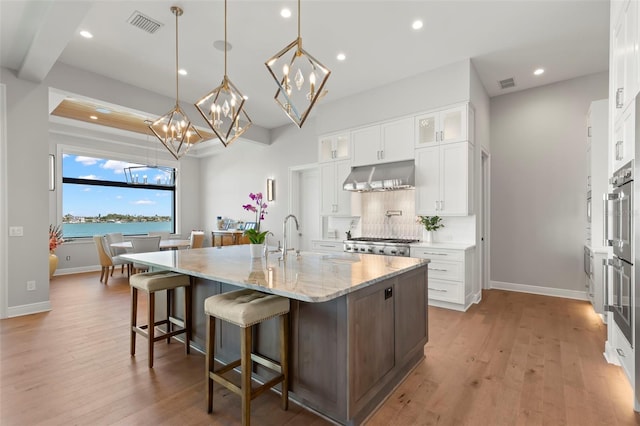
(127, 11), (163, 34)
(498, 78), (516, 89)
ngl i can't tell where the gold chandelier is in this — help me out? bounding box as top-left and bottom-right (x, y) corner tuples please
(195, 0), (252, 147)
(265, 0), (330, 128)
(149, 6), (203, 160)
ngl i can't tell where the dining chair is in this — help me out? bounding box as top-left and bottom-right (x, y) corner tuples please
(93, 235), (131, 285)
(148, 231), (171, 240)
(189, 230), (205, 249)
(129, 235), (161, 274)
(105, 232), (127, 276)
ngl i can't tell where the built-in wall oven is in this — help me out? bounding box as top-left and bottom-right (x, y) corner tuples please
(605, 161), (634, 345)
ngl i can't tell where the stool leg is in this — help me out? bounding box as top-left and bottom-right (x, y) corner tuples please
(148, 292), (155, 368)
(184, 285), (192, 355)
(206, 315), (215, 413)
(166, 289), (172, 344)
(241, 326), (252, 426)
(130, 287), (138, 356)
(280, 313), (289, 411)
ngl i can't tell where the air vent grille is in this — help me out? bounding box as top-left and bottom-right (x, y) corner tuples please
(127, 11), (163, 34)
(499, 78), (515, 89)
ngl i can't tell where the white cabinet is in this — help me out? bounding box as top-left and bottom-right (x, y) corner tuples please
(612, 0), (639, 123)
(415, 141), (473, 216)
(415, 104), (467, 147)
(320, 160), (352, 215)
(319, 133), (350, 163)
(586, 99), (608, 247)
(613, 101), (635, 171)
(311, 240), (344, 252)
(410, 245), (477, 311)
(351, 118), (414, 166)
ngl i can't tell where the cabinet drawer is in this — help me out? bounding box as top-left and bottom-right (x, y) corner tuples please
(410, 247), (464, 261)
(311, 240), (344, 252)
(428, 260), (463, 282)
(613, 321), (634, 383)
(428, 279), (463, 304)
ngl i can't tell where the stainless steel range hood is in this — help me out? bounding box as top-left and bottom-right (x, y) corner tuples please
(343, 160), (415, 192)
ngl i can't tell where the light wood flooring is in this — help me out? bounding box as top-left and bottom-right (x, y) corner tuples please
(1, 271), (639, 426)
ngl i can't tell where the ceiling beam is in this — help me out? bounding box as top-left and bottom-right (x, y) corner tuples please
(17, 1), (92, 83)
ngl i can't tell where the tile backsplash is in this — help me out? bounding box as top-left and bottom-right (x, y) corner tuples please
(359, 190), (475, 242)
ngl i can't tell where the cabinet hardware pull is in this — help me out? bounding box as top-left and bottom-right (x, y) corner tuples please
(430, 268), (448, 272)
(380, 150), (384, 160)
(587, 127), (592, 137)
(428, 287), (447, 292)
(616, 88), (624, 108)
(440, 130), (444, 141)
(421, 252), (448, 256)
(319, 244), (335, 248)
(617, 348), (625, 357)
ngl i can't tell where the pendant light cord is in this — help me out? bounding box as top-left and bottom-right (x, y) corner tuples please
(175, 8), (179, 104)
(297, 0), (301, 39)
(224, 0), (228, 77)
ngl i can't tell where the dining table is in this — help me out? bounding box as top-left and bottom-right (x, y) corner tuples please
(110, 239), (191, 251)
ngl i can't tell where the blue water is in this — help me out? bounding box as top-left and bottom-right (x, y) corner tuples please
(63, 222), (174, 238)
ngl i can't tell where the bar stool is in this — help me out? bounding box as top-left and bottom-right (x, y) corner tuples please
(204, 289), (290, 426)
(130, 270), (192, 368)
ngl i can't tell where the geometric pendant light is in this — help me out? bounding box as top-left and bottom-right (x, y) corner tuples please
(195, 0), (252, 147)
(149, 6), (204, 160)
(265, 0), (330, 128)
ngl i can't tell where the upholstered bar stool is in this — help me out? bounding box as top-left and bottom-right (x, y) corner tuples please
(130, 270), (192, 368)
(204, 289), (290, 426)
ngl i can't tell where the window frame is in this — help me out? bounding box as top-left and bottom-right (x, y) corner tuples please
(56, 144), (180, 238)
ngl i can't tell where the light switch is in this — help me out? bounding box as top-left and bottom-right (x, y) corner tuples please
(9, 226), (23, 237)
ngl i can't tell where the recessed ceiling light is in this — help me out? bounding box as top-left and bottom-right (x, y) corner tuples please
(79, 30), (93, 39)
(89, 115), (98, 120)
(178, 69), (187, 76)
(95, 107), (111, 114)
(281, 8), (291, 18)
(412, 20), (423, 30)
(337, 53), (346, 61)
(534, 68), (545, 76)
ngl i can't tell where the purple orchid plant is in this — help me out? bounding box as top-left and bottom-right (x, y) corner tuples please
(242, 192), (269, 244)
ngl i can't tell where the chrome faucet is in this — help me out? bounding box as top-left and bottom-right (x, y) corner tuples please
(281, 214), (299, 260)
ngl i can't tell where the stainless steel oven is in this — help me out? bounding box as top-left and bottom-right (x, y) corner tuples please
(605, 161), (634, 345)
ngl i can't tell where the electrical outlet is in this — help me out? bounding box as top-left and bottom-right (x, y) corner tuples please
(9, 226), (23, 237)
(65, 256), (71, 261)
(26, 280), (36, 291)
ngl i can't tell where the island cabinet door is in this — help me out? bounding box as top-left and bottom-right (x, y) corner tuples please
(348, 280), (396, 411)
(394, 266), (428, 365)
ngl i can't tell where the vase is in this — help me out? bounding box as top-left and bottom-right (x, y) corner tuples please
(49, 251), (58, 278)
(422, 230), (434, 243)
(249, 243), (263, 258)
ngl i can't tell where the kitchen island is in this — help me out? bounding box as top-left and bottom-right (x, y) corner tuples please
(121, 246), (429, 425)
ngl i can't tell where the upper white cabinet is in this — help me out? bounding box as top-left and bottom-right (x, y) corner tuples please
(415, 141), (473, 216)
(319, 133), (350, 163)
(320, 160), (352, 215)
(351, 118), (414, 166)
(612, 0), (639, 123)
(613, 101), (636, 172)
(415, 104), (467, 147)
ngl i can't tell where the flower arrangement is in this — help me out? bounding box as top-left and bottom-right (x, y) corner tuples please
(49, 224), (64, 252)
(416, 215), (444, 232)
(242, 192), (269, 244)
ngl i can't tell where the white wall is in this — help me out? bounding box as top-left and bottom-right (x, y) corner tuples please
(490, 71), (608, 294)
(200, 119), (319, 246)
(317, 59), (471, 134)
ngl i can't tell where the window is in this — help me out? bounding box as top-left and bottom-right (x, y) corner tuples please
(61, 153), (176, 238)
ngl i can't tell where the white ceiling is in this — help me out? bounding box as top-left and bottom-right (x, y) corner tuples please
(0, 0), (610, 130)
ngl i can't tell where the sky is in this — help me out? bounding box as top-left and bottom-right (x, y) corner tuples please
(62, 154), (173, 217)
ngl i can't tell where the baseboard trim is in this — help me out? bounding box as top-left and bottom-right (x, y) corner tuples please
(7, 301), (52, 318)
(54, 265), (101, 276)
(490, 280), (588, 301)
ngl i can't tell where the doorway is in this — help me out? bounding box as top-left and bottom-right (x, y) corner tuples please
(289, 164), (320, 252)
(480, 149), (490, 290)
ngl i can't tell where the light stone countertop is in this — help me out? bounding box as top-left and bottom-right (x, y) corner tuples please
(120, 245), (429, 303)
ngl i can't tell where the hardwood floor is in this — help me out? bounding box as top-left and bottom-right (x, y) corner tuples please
(1, 272), (639, 425)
